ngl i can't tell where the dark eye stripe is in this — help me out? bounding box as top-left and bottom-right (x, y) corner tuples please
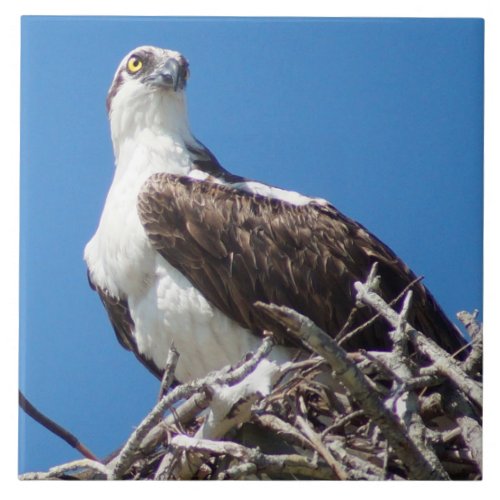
(106, 70), (124, 114)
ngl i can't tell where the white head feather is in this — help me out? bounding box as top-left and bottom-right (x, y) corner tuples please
(106, 46), (192, 161)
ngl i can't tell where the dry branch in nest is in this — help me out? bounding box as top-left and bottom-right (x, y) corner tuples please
(20, 264), (482, 481)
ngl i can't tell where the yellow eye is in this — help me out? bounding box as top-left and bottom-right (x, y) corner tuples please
(127, 56), (143, 74)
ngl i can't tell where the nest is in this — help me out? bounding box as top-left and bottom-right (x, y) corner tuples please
(20, 267), (482, 480)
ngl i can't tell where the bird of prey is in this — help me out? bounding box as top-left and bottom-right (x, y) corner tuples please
(84, 46), (466, 383)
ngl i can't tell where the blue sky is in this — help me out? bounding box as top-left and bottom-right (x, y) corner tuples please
(19, 17), (483, 473)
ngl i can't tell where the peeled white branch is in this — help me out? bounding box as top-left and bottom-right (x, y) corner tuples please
(20, 459), (112, 481)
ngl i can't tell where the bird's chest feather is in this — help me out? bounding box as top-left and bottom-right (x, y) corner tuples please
(87, 180), (156, 298)
(85, 139), (190, 297)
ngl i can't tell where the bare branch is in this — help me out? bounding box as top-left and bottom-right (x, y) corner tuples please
(337, 274), (423, 347)
(18, 391), (99, 462)
(409, 333), (482, 408)
(157, 343), (179, 401)
(20, 459), (111, 480)
(140, 390), (212, 456)
(457, 310), (483, 376)
(295, 396), (348, 479)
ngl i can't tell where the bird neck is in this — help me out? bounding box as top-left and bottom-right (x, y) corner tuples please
(109, 90), (193, 165)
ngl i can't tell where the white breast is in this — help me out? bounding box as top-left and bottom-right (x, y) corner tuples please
(129, 255), (281, 381)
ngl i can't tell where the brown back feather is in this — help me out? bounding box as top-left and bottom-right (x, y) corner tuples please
(138, 173), (466, 356)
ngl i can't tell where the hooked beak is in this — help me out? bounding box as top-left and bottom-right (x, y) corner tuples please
(144, 57), (188, 91)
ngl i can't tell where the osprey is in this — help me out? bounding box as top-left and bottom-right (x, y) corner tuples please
(84, 46), (466, 382)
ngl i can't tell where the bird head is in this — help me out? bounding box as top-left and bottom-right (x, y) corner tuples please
(106, 46), (191, 155)
(106, 46), (189, 113)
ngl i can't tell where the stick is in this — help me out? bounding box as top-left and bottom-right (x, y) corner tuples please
(19, 390), (99, 462)
(157, 343), (179, 401)
(337, 274), (423, 347)
(19, 458), (111, 480)
(457, 310), (483, 376)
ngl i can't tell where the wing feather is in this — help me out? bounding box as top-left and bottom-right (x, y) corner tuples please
(138, 173), (467, 355)
(88, 274), (163, 379)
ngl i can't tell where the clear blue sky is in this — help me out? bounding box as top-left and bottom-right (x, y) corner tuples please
(19, 17), (483, 473)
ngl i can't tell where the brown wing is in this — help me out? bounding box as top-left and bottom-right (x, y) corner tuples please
(88, 273), (163, 379)
(138, 173), (467, 356)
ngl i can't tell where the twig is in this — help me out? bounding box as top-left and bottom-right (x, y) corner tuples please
(359, 350), (405, 385)
(455, 415), (482, 474)
(222, 333), (274, 385)
(140, 389), (212, 456)
(405, 373), (444, 391)
(157, 343), (179, 401)
(19, 391), (99, 462)
(442, 389), (482, 475)
(195, 338), (277, 440)
(153, 448), (183, 480)
(295, 396), (348, 479)
(408, 333), (482, 408)
(394, 290), (412, 358)
(278, 356), (326, 378)
(337, 274), (423, 347)
(327, 439), (388, 480)
(382, 439), (390, 479)
(19, 458), (111, 480)
(335, 305), (360, 340)
(320, 409), (365, 438)
(457, 310), (483, 376)
(355, 287), (434, 466)
(111, 382), (196, 478)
